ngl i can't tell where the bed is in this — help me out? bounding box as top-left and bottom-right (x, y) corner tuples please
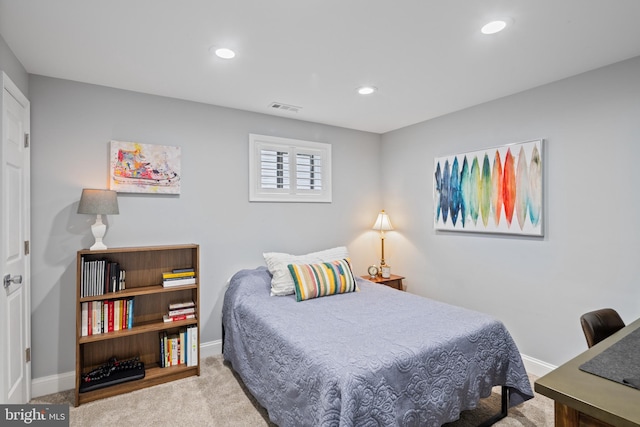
(222, 266), (533, 426)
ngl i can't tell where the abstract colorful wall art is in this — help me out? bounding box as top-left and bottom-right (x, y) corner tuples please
(109, 140), (181, 194)
(434, 139), (543, 236)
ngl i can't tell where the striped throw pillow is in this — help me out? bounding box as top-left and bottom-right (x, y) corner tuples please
(288, 259), (358, 302)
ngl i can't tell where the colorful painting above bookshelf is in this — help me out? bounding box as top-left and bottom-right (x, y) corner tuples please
(109, 140), (181, 194)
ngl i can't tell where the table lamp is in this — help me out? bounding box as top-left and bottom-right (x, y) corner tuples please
(372, 210), (393, 268)
(77, 189), (119, 250)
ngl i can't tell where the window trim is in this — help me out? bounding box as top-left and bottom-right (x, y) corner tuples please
(249, 134), (332, 203)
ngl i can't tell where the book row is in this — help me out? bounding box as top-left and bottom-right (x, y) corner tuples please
(80, 298), (134, 336)
(160, 325), (198, 367)
(80, 258), (126, 297)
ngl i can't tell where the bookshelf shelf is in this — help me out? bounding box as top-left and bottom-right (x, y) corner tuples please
(76, 364), (199, 404)
(78, 317), (198, 344)
(75, 244), (200, 406)
(78, 283), (198, 303)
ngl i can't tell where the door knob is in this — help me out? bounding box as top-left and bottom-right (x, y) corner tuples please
(3, 274), (22, 289)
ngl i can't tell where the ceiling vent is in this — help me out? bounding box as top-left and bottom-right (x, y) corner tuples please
(269, 102), (302, 113)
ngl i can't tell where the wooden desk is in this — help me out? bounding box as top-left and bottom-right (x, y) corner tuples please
(535, 318), (640, 427)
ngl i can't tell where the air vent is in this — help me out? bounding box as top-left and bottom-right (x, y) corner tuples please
(269, 102), (302, 113)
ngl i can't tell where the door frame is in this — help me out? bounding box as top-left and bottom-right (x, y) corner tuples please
(1, 71), (31, 404)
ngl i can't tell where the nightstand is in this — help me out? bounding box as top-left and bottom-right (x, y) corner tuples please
(362, 274), (405, 291)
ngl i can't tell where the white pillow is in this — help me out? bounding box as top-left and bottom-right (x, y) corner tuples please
(263, 246), (350, 296)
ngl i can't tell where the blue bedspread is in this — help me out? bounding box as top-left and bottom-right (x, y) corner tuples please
(222, 267), (533, 426)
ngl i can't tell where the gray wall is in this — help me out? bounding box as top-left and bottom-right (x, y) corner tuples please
(0, 33), (28, 96)
(381, 56), (640, 367)
(29, 75), (382, 378)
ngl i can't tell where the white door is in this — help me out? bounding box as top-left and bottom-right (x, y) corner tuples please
(1, 72), (31, 404)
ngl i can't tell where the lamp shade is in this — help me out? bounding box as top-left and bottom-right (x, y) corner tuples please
(77, 189), (119, 215)
(372, 210), (393, 231)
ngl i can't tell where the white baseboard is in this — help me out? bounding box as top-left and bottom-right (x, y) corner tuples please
(200, 339), (222, 359)
(32, 342), (550, 398)
(521, 353), (556, 378)
(31, 340), (224, 399)
(31, 370), (75, 399)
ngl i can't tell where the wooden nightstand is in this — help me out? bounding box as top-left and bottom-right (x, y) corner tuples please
(362, 274), (405, 291)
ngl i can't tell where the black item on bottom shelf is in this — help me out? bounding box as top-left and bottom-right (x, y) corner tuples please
(79, 356), (145, 393)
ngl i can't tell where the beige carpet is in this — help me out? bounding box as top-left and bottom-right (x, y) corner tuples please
(32, 355), (554, 426)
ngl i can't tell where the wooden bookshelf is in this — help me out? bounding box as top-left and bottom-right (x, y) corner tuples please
(75, 244), (200, 406)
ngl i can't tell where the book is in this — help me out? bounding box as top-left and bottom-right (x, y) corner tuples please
(91, 301), (101, 335)
(87, 301), (92, 336)
(162, 271), (195, 279)
(88, 261), (94, 296)
(160, 331), (169, 367)
(169, 333), (179, 366)
(81, 302), (89, 336)
(168, 301), (195, 310)
(107, 300), (114, 332)
(168, 307), (196, 317)
(118, 299), (124, 330)
(172, 268), (195, 273)
(179, 329), (186, 365)
(159, 332), (166, 368)
(102, 301), (107, 333)
(124, 298), (129, 329)
(80, 256), (85, 297)
(162, 277), (196, 287)
(109, 262), (119, 293)
(127, 298), (134, 329)
(163, 313), (196, 322)
(104, 261), (110, 294)
(114, 299), (121, 332)
(99, 260), (106, 295)
(119, 269), (126, 291)
(187, 325), (198, 367)
(99, 300), (104, 334)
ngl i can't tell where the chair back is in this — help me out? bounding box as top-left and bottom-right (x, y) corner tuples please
(580, 308), (625, 348)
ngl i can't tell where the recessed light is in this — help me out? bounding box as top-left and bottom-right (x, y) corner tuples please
(210, 47), (236, 59)
(481, 19), (511, 35)
(357, 86), (377, 95)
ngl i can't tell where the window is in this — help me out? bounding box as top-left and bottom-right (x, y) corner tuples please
(249, 134), (332, 202)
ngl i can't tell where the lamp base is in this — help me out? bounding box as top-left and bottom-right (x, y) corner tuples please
(89, 214), (108, 251)
(90, 241), (108, 251)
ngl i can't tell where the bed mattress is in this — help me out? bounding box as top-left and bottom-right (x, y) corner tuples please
(222, 267), (533, 426)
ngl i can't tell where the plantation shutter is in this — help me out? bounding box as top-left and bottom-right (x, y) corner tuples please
(250, 134), (331, 202)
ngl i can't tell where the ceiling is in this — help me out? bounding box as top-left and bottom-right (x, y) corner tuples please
(1, 1), (640, 134)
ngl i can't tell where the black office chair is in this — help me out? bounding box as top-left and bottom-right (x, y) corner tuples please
(580, 308), (625, 348)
